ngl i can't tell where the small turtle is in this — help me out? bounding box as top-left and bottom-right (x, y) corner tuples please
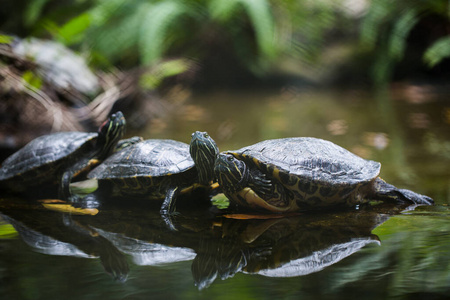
(0, 112), (126, 198)
(214, 137), (434, 213)
(87, 139), (211, 214)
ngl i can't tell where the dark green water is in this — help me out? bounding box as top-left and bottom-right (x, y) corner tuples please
(1, 86), (449, 299)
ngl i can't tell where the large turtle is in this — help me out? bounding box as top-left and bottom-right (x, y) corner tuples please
(87, 138), (212, 214)
(213, 137), (434, 212)
(0, 112), (126, 198)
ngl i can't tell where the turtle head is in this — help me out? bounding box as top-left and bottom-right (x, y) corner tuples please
(97, 111), (126, 159)
(190, 131), (219, 185)
(214, 153), (248, 195)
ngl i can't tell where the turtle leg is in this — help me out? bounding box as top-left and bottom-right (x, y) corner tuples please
(60, 169), (75, 200)
(160, 186), (180, 214)
(159, 186), (180, 231)
(372, 177), (434, 205)
(60, 158), (94, 202)
(248, 168), (273, 196)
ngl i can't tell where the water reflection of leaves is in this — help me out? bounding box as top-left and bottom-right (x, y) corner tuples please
(330, 207), (450, 297)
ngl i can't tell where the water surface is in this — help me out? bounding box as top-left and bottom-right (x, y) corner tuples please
(1, 86), (449, 299)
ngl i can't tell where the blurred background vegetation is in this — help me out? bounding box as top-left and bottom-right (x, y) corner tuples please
(0, 0), (449, 151)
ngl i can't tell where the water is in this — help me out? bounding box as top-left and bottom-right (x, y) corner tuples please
(1, 86), (449, 299)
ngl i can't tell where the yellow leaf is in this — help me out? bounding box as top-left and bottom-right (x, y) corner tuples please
(42, 203), (98, 215)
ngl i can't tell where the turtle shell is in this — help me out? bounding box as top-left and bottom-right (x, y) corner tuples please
(88, 139), (195, 180)
(0, 132), (97, 183)
(227, 137), (381, 188)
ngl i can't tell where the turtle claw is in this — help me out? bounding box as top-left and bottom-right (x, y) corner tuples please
(250, 172), (273, 197)
(161, 213), (178, 231)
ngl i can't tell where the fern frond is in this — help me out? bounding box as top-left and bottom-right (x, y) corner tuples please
(424, 36), (450, 67)
(24, 0), (51, 26)
(360, 0), (394, 48)
(88, 0), (129, 27)
(240, 0), (276, 59)
(387, 8), (418, 61)
(57, 13), (91, 45)
(209, 0), (241, 21)
(139, 1), (189, 65)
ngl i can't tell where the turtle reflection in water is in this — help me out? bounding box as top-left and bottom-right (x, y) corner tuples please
(212, 137), (434, 212)
(191, 207), (394, 289)
(65, 202), (397, 290)
(0, 202), (129, 282)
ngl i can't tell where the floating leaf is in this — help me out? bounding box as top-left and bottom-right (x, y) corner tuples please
(211, 193), (230, 209)
(223, 213), (300, 220)
(0, 223), (18, 239)
(70, 179), (98, 195)
(42, 203), (99, 215)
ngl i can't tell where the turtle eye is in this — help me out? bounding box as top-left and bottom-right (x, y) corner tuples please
(203, 133), (209, 138)
(227, 155), (233, 161)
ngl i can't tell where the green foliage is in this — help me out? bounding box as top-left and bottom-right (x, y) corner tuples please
(53, 13), (91, 45)
(21, 0), (279, 73)
(0, 34), (13, 44)
(138, 1), (190, 65)
(24, 0), (51, 26)
(209, 0), (277, 67)
(7, 0), (450, 85)
(360, 0), (450, 84)
(21, 70), (43, 90)
(140, 58), (191, 89)
(424, 36), (450, 67)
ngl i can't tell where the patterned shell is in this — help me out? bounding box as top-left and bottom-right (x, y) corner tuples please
(88, 139), (194, 179)
(228, 137), (381, 186)
(0, 132), (97, 180)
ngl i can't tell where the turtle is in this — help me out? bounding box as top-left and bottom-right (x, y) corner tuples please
(87, 138), (212, 214)
(0, 111), (126, 199)
(189, 131), (219, 185)
(213, 137), (434, 213)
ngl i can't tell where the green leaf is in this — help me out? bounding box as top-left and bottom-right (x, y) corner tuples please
(0, 34), (13, 44)
(209, 0), (241, 21)
(211, 193), (230, 209)
(423, 36), (450, 67)
(57, 13), (91, 45)
(88, 0), (128, 27)
(240, 0), (277, 59)
(0, 223), (18, 239)
(360, 0), (393, 48)
(140, 59), (190, 90)
(22, 70), (43, 90)
(24, 0), (51, 26)
(387, 8), (418, 61)
(139, 1), (188, 65)
(70, 179), (98, 195)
